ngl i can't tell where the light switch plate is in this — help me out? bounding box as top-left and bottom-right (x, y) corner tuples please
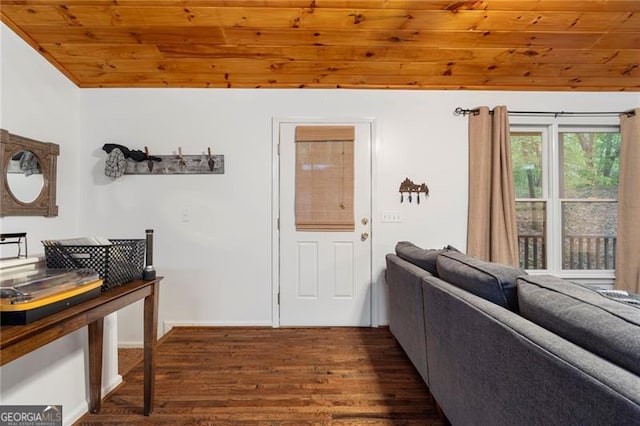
(382, 211), (402, 223)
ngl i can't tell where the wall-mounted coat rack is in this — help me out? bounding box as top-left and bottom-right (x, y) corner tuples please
(399, 177), (429, 204)
(124, 147), (224, 175)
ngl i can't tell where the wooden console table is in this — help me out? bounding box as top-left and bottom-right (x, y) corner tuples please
(0, 277), (163, 416)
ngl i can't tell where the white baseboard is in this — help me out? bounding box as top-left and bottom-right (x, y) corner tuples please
(163, 320), (273, 335)
(64, 375), (122, 426)
(103, 374), (123, 396)
(118, 340), (144, 349)
(65, 401), (89, 426)
(118, 321), (273, 347)
(117, 342), (143, 349)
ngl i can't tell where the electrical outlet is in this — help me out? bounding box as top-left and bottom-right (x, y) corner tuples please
(382, 211), (402, 223)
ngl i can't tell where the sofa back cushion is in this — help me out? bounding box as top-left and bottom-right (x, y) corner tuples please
(436, 251), (524, 312)
(518, 275), (640, 376)
(395, 241), (443, 276)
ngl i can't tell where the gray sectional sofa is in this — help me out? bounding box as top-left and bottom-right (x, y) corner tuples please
(386, 242), (640, 426)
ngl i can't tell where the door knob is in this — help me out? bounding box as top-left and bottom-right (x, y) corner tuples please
(361, 232), (369, 241)
(361, 217), (369, 225)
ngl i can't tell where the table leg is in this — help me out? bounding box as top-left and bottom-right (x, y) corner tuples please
(88, 317), (104, 413)
(143, 281), (159, 416)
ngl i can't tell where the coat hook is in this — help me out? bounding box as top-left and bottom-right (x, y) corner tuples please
(144, 146), (154, 171)
(207, 147), (215, 171)
(178, 147), (186, 166)
(398, 178), (429, 205)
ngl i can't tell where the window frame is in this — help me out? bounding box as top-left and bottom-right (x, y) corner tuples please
(510, 116), (620, 285)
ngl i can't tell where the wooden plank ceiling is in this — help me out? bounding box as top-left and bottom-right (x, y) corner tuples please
(1, 0), (640, 90)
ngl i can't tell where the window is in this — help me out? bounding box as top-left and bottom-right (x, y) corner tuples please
(511, 122), (620, 279)
(295, 125), (355, 231)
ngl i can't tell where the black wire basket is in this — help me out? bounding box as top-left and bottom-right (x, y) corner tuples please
(42, 239), (145, 291)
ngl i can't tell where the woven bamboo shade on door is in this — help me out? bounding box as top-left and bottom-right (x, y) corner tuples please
(295, 126), (355, 231)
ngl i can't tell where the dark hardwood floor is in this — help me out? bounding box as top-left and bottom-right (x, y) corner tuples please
(118, 347), (143, 377)
(76, 327), (444, 425)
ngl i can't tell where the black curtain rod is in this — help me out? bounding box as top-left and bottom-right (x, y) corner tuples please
(454, 107), (636, 118)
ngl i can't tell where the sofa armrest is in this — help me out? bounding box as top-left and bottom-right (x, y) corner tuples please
(385, 253), (433, 385)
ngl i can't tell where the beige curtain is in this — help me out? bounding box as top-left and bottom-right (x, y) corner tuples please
(467, 106), (519, 266)
(295, 126), (355, 231)
(615, 108), (640, 293)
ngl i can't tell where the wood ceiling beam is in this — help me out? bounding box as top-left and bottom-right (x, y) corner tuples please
(60, 59), (640, 81)
(72, 71), (639, 91)
(38, 43), (640, 66)
(3, 1), (640, 13)
(4, 5), (638, 33)
(21, 26), (621, 49)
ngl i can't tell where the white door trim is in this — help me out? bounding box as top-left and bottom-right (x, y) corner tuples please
(271, 116), (378, 328)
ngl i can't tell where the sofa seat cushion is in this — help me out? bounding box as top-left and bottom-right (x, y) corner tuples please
(597, 289), (640, 307)
(395, 241), (444, 276)
(436, 252), (525, 312)
(518, 275), (640, 376)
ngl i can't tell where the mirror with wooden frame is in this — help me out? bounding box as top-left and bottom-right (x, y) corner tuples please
(0, 129), (59, 217)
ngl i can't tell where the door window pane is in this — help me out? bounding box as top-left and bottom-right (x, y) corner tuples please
(516, 201), (546, 269)
(562, 201), (617, 269)
(295, 126), (355, 231)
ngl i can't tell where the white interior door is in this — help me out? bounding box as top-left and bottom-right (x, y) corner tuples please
(278, 121), (372, 326)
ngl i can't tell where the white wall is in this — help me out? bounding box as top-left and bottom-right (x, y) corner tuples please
(0, 23), (120, 426)
(78, 89), (639, 344)
(0, 25), (80, 247)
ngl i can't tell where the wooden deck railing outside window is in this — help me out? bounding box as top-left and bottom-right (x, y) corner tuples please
(518, 235), (616, 270)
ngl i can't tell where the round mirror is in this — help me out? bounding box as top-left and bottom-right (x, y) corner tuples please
(6, 150), (44, 203)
